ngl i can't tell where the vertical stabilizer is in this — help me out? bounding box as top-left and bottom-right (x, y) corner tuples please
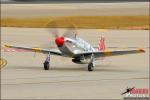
(97, 36), (105, 51)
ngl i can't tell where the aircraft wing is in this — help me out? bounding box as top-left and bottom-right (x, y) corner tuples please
(4, 44), (62, 56)
(74, 49), (145, 59)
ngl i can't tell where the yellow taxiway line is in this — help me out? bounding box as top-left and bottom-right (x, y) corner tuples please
(0, 58), (7, 69)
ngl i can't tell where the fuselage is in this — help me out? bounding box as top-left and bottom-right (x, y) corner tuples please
(57, 37), (95, 58)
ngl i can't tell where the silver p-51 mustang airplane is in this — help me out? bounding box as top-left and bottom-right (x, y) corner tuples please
(4, 28), (145, 71)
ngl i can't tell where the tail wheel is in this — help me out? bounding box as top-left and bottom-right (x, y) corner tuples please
(44, 61), (49, 70)
(88, 63), (94, 71)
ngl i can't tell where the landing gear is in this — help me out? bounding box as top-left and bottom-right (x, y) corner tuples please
(44, 61), (49, 70)
(43, 52), (50, 70)
(88, 62), (94, 71)
(88, 54), (95, 71)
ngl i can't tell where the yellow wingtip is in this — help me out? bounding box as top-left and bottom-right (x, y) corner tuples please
(138, 48), (145, 53)
(4, 44), (11, 47)
(32, 47), (41, 52)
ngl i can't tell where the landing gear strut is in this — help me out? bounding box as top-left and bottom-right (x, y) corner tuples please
(44, 52), (50, 70)
(88, 54), (95, 71)
(88, 62), (94, 71)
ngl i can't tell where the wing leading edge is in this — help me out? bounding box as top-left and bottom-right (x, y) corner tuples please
(4, 44), (145, 58)
(74, 49), (145, 58)
(4, 44), (62, 56)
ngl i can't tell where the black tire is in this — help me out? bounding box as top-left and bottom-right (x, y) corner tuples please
(44, 61), (49, 70)
(88, 63), (94, 71)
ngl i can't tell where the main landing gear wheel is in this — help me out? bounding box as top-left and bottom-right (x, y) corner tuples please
(44, 52), (50, 70)
(88, 63), (94, 71)
(44, 61), (49, 70)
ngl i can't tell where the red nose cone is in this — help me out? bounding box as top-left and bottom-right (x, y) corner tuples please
(55, 37), (64, 46)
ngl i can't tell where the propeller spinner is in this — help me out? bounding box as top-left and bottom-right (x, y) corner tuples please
(55, 37), (64, 46)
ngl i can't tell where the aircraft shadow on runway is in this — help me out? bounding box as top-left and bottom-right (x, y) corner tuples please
(8, 65), (137, 72)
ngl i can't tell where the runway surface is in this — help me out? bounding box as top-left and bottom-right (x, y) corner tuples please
(1, 27), (149, 99)
(1, 0), (149, 4)
(1, 2), (149, 18)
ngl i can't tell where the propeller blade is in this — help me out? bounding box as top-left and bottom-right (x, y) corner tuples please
(50, 28), (59, 38)
(44, 18), (79, 48)
(47, 20), (59, 38)
(63, 23), (78, 38)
